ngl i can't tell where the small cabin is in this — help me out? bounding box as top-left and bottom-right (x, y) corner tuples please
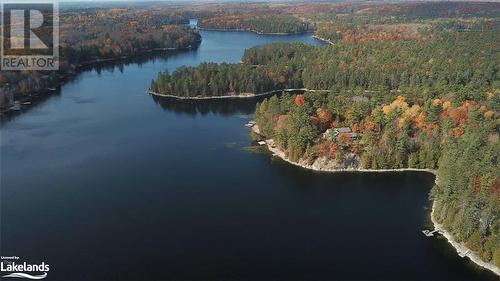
(322, 127), (360, 141)
(334, 127), (352, 135)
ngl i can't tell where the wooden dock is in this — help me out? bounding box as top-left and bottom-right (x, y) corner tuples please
(422, 229), (439, 237)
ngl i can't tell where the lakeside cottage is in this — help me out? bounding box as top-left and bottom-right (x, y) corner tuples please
(322, 127), (360, 141)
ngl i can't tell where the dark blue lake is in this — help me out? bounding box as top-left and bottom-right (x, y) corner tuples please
(1, 30), (497, 280)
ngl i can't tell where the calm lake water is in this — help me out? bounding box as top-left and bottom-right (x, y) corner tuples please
(1, 30), (497, 280)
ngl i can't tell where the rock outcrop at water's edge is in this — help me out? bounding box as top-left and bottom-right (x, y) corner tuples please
(312, 35), (335, 45)
(431, 201), (500, 277)
(252, 125), (436, 174)
(252, 125), (499, 277)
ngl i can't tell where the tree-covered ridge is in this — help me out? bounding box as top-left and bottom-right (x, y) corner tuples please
(432, 104), (499, 265)
(200, 15), (311, 34)
(62, 25), (200, 65)
(60, 9), (201, 64)
(357, 1), (500, 20)
(306, 1), (500, 44)
(301, 31), (498, 91)
(151, 30), (498, 98)
(150, 43), (311, 97)
(255, 90), (499, 267)
(314, 18), (499, 44)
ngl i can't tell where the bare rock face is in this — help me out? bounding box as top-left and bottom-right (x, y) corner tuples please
(310, 153), (360, 171)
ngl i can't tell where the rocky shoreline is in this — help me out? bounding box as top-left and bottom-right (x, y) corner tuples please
(312, 35), (335, 45)
(431, 201), (500, 277)
(252, 125), (499, 277)
(252, 125), (436, 174)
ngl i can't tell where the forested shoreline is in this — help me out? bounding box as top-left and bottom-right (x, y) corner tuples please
(152, 12), (500, 271)
(199, 15), (312, 34)
(151, 28), (497, 98)
(0, 8), (201, 112)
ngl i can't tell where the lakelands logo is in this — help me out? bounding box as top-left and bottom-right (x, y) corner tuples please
(1, 256), (49, 279)
(1, 0), (59, 70)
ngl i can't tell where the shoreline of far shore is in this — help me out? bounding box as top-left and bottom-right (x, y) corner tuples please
(148, 88), (329, 100)
(198, 28), (332, 45)
(1, 44), (200, 115)
(197, 27), (314, 36)
(251, 125), (499, 277)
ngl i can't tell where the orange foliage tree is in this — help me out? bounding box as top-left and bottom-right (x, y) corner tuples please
(295, 95), (305, 106)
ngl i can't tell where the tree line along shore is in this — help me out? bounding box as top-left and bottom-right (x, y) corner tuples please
(1, 8), (201, 113)
(199, 15), (313, 35)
